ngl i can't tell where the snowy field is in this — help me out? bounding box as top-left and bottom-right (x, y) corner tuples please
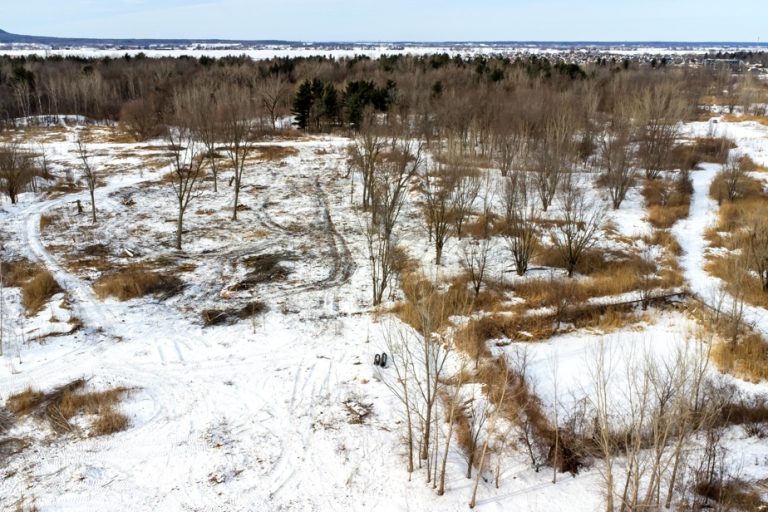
(3, 43), (768, 61)
(1, 115), (768, 510)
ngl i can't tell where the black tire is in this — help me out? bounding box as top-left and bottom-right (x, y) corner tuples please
(380, 353), (388, 367)
(374, 353), (381, 366)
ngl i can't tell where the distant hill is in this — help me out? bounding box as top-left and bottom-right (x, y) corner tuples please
(0, 28), (297, 48)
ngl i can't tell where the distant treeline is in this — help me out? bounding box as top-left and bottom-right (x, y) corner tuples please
(0, 52), (765, 139)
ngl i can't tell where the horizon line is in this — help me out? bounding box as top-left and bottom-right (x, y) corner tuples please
(1, 29), (766, 47)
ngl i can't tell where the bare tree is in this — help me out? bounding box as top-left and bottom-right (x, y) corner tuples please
(75, 137), (98, 223)
(550, 185), (606, 277)
(382, 322), (417, 478)
(187, 83), (224, 193)
(461, 238), (491, 299)
(449, 166), (480, 239)
(469, 360), (509, 509)
(349, 112), (385, 212)
(461, 389), (490, 479)
(530, 115), (575, 212)
(166, 128), (206, 250)
(221, 85), (258, 221)
(420, 162), (456, 265)
(634, 81), (687, 179)
(503, 175), (539, 276)
(0, 142), (37, 205)
(437, 361), (467, 495)
(720, 154), (745, 203)
(744, 212), (768, 292)
(258, 74), (290, 131)
(600, 119), (636, 209)
(364, 139), (423, 305)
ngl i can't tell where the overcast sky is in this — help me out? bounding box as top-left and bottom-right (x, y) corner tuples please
(3, 0), (767, 42)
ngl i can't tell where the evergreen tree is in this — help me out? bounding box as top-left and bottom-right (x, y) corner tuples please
(292, 79), (314, 130)
(322, 84), (339, 129)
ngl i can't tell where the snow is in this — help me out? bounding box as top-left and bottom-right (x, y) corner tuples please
(1, 116), (768, 510)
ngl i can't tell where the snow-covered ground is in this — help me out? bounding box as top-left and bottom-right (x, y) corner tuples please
(1, 117), (768, 510)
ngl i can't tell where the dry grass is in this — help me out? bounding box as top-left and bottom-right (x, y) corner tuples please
(735, 154), (766, 172)
(722, 113), (768, 126)
(5, 379), (131, 436)
(711, 333), (768, 383)
(94, 265), (183, 301)
(21, 269), (61, 315)
(642, 229), (683, 256)
(254, 145), (299, 161)
(694, 478), (767, 511)
(91, 410), (130, 436)
(646, 205), (690, 229)
(709, 172), (765, 205)
(0, 259), (38, 287)
(705, 255), (768, 309)
(6, 388), (45, 416)
(642, 176), (692, 229)
(77, 125), (136, 144)
(669, 137), (736, 170)
(39, 215), (55, 230)
(713, 196), (768, 235)
(528, 247), (662, 299)
(391, 271), (474, 334)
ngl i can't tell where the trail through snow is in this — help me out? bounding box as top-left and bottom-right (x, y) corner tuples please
(672, 164), (768, 338)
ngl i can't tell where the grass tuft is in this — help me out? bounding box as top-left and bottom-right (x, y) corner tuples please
(94, 265), (183, 301)
(21, 269), (61, 315)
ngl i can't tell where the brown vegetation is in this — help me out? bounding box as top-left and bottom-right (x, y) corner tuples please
(201, 301), (267, 326)
(93, 265), (183, 301)
(21, 268), (61, 315)
(668, 137), (735, 170)
(0, 258), (37, 287)
(254, 145), (299, 161)
(711, 332), (768, 383)
(5, 379), (131, 436)
(642, 173), (693, 228)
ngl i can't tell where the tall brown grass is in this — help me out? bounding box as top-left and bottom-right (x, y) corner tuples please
(0, 259), (37, 287)
(21, 269), (61, 315)
(5, 379), (131, 436)
(711, 333), (768, 383)
(254, 145), (299, 161)
(642, 176), (692, 229)
(94, 265), (183, 300)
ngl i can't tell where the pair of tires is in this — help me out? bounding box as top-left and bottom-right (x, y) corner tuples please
(373, 352), (388, 367)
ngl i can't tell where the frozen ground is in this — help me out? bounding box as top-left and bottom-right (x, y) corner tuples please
(1, 118), (768, 510)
